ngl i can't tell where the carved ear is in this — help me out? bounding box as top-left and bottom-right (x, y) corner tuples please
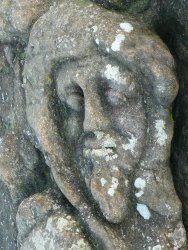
(145, 62), (178, 107)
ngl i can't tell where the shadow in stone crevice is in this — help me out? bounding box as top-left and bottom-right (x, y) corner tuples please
(154, 13), (188, 236)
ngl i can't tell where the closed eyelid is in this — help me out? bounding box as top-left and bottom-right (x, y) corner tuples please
(64, 84), (84, 96)
(99, 78), (127, 93)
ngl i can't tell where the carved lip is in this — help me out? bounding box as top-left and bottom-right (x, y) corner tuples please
(83, 147), (115, 160)
(83, 146), (115, 150)
(84, 138), (117, 149)
(79, 132), (118, 152)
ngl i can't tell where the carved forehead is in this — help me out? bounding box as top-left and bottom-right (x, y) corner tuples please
(55, 57), (136, 95)
(27, 1), (158, 58)
(24, 0), (178, 106)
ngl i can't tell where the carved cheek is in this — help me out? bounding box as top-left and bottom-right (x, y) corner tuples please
(107, 102), (147, 158)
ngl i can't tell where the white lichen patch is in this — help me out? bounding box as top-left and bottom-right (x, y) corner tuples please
(155, 120), (167, 146)
(120, 22), (133, 33)
(102, 134), (117, 148)
(32, 231), (46, 250)
(104, 64), (122, 83)
(105, 155), (110, 161)
(83, 148), (112, 158)
(92, 25), (98, 33)
(111, 33), (125, 51)
(112, 166), (119, 172)
(84, 132), (118, 161)
(135, 190), (144, 198)
(95, 38), (99, 45)
(125, 179), (129, 187)
(53, 204), (61, 210)
(107, 177), (119, 196)
(101, 178), (107, 187)
(105, 154), (118, 162)
(91, 148), (113, 157)
(94, 131), (104, 140)
(136, 203), (151, 220)
(83, 138), (117, 161)
(152, 245), (162, 250)
(134, 177), (146, 189)
(83, 148), (91, 157)
(46, 217), (53, 232)
(69, 238), (91, 250)
(56, 217), (69, 232)
(122, 134), (137, 154)
(113, 154), (118, 159)
(94, 132), (116, 148)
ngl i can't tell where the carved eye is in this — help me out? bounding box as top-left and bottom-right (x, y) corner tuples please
(99, 76), (139, 107)
(65, 85), (84, 112)
(104, 87), (127, 106)
(99, 79), (128, 107)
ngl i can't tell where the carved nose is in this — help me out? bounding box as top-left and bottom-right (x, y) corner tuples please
(83, 96), (109, 132)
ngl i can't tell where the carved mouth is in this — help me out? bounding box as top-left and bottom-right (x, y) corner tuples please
(84, 136), (117, 149)
(83, 146), (118, 162)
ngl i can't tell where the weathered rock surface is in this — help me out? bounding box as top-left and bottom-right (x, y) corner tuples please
(156, 0), (188, 237)
(0, 0), (188, 249)
(93, 0), (151, 11)
(0, 0), (55, 42)
(17, 191), (92, 250)
(93, 0), (161, 25)
(22, 0), (186, 248)
(0, 39), (52, 249)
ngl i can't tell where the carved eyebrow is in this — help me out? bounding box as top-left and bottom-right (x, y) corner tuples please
(101, 64), (133, 89)
(103, 64), (123, 83)
(99, 76), (129, 93)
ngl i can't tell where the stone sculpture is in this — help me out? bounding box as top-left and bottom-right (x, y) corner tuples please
(0, 0), (187, 249)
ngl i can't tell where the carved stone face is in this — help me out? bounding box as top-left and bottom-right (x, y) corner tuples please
(56, 56), (146, 223)
(23, 1), (186, 248)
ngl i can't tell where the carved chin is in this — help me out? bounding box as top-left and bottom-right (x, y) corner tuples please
(79, 152), (132, 223)
(75, 129), (142, 223)
(90, 178), (129, 223)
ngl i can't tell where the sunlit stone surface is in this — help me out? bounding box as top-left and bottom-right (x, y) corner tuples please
(0, 0), (187, 249)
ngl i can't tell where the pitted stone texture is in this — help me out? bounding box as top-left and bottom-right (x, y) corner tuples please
(17, 192), (92, 250)
(155, 0), (188, 236)
(0, 43), (52, 248)
(22, 0), (186, 249)
(0, 0), (54, 42)
(92, 0), (128, 9)
(0, 48), (49, 202)
(16, 191), (58, 245)
(0, 180), (17, 250)
(93, 0), (160, 22)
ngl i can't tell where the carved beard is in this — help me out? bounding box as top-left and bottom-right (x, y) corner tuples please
(76, 130), (141, 184)
(75, 129), (143, 223)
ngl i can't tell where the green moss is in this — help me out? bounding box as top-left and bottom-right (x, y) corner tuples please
(128, 0), (150, 14)
(78, 0), (91, 7)
(89, 236), (101, 250)
(170, 112), (174, 122)
(46, 75), (53, 84)
(3, 120), (13, 130)
(19, 52), (26, 60)
(0, 65), (10, 75)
